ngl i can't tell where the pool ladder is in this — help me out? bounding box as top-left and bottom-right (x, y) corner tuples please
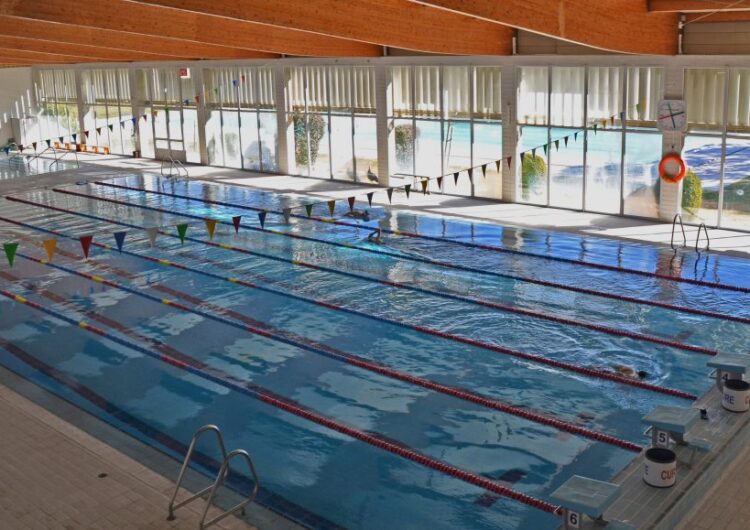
(671, 214), (710, 252)
(160, 155), (189, 186)
(167, 424), (260, 529)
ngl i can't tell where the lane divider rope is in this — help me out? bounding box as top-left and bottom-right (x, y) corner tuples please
(9, 249), (645, 453)
(93, 180), (750, 295)
(50, 187), (718, 357)
(0, 206), (698, 401)
(92, 181), (750, 326)
(0, 284), (562, 515)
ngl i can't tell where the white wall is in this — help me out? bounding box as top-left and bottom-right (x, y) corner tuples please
(0, 67), (34, 145)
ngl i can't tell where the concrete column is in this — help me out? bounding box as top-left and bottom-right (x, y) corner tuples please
(658, 65), (685, 221)
(501, 65), (518, 202)
(127, 68), (141, 156)
(274, 63), (294, 175)
(374, 63), (391, 187)
(74, 69), (86, 147)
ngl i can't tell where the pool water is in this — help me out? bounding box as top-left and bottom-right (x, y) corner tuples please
(0, 154), (78, 181)
(1, 174), (748, 530)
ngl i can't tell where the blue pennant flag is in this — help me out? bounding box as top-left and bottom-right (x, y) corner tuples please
(258, 211), (267, 229)
(113, 231), (126, 253)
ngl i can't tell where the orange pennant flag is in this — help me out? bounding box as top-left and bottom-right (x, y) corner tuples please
(42, 239), (57, 262)
(204, 219), (218, 240)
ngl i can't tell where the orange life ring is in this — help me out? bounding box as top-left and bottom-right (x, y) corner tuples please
(659, 153), (686, 183)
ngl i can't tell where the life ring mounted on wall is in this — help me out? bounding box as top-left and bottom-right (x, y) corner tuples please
(659, 153), (687, 183)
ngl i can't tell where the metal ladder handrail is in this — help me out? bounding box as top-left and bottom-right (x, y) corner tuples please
(167, 424), (228, 521)
(670, 213), (687, 249)
(199, 449), (260, 530)
(696, 222), (710, 252)
(25, 146), (59, 167)
(50, 148), (80, 170)
(172, 158), (189, 180)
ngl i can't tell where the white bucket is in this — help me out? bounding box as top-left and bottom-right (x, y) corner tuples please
(723, 379), (750, 413)
(643, 447), (677, 488)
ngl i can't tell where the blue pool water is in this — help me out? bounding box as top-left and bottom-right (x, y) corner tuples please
(0, 154), (78, 181)
(1, 174), (749, 529)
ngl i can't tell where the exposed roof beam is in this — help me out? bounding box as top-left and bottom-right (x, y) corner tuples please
(685, 10), (750, 21)
(0, 16), (272, 60)
(0, 35), (181, 62)
(0, 0), (380, 57)
(649, 1), (750, 12)
(137, 0), (512, 55)
(0, 47), (107, 64)
(410, 0), (679, 55)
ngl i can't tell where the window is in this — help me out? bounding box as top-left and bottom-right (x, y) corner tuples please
(34, 69), (78, 144)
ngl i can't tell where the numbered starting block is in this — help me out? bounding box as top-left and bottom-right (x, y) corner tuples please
(551, 475), (622, 529)
(642, 406), (700, 448)
(707, 354), (750, 390)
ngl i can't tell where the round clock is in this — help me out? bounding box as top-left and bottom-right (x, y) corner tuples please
(657, 100), (687, 132)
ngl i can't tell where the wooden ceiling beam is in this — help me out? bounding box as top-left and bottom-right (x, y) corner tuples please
(685, 11), (750, 21)
(0, 35), (181, 62)
(0, 0), (380, 57)
(137, 0), (512, 55)
(649, 1), (750, 12)
(0, 48), (109, 64)
(410, 0), (679, 55)
(0, 16), (269, 60)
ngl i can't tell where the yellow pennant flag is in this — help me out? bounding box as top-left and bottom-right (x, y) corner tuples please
(42, 239), (57, 262)
(204, 219), (218, 240)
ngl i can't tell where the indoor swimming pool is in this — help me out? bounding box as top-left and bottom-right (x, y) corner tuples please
(1, 174), (748, 530)
(0, 153), (79, 182)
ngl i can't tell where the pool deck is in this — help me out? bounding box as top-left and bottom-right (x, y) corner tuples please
(16, 152), (748, 257)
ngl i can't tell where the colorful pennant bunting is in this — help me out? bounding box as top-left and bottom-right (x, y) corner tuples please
(366, 192), (374, 207)
(3, 242), (18, 267)
(421, 179), (428, 194)
(176, 224), (188, 244)
(232, 215), (242, 233)
(404, 184), (411, 198)
(347, 197), (356, 211)
(114, 231), (126, 252)
(387, 188), (394, 203)
(205, 219), (218, 240)
(305, 204), (313, 217)
(42, 239), (57, 262)
(258, 211), (267, 228)
(79, 235), (93, 259)
(327, 200), (336, 216)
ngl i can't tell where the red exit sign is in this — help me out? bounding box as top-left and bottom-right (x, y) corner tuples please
(179, 68), (191, 79)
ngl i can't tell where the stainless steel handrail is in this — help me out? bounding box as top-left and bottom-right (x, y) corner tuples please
(199, 449), (260, 529)
(172, 159), (189, 180)
(25, 146), (59, 167)
(50, 149), (80, 170)
(167, 424), (228, 521)
(696, 222), (710, 252)
(671, 213), (686, 249)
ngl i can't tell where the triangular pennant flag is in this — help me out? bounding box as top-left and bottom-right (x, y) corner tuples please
(327, 200), (336, 216)
(387, 188), (394, 203)
(620, 111), (625, 122)
(84, 130), (89, 138)
(114, 231), (126, 252)
(496, 159), (501, 172)
(58, 136), (64, 144)
(176, 224), (188, 245)
(532, 148), (537, 159)
(108, 124), (114, 132)
(366, 192), (374, 207)
(79, 235), (93, 259)
(554, 139), (559, 151)
(564, 136), (569, 147)
(610, 116), (615, 126)
(32, 141), (37, 150)
(543, 144), (548, 156)
(42, 239), (57, 262)
(232, 79), (238, 87)
(3, 242), (18, 267)
(305, 204), (313, 217)
(467, 168), (473, 182)
(635, 102), (642, 116)
(481, 164), (487, 177)
(347, 197), (356, 212)
(283, 208), (291, 224)
(520, 152), (526, 164)
(195, 95), (201, 104)
(120, 120), (126, 128)
(96, 127), (102, 135)
(258, 211), (267, 228)
(146, 227), (159, 247)
(241, 74), (246, 82)
(131, 117), (137, 125)
(506, 156), (512, 169)
(421, 179), (428, 194)
(437, 176), (444, 190)
(453, 172), (459, 186)
(72, 133), (77, 142)
(18, 145), (24, 152)
(404, 184), (411, 198)
(232, 215), (242, 233)
(45, 139), (51, 148)
(184, 99), (190, 106)
(204, 219), (218, 240)
(593, 124), (598, 134)
(142, 114), (148, 122)
(574, 132), (579, 141)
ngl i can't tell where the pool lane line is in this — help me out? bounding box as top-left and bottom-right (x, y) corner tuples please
(0, 209), (698, 401)
(0, 285), (563, 515)
(48, 188), (719, 357)
(9, 249), (646, 454)
(92, 181), (750, 326)
(0, 338), (343, 530)
(93, 180), (750, 295)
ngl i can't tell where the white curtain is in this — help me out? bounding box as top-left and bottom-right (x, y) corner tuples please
(550, 67), (584, 127)
(306, 66), (327, 112)
(443, 66), (469, 119)
(685, 68), (725, 126)
(728, 69), (750, 129)
(588, 67), (622, 120)
(353, 67), (375, 114)
(390, 66), (411, 116)
(627, 67), (662, 122)
(286, 67), (305, 111)
(517, 66), (547, 125)
(328, 66), (350, 111)
(414, 66), (439, 117)
(475, 67), (502, 120)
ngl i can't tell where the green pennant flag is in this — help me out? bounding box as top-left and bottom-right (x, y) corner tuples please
(3, 242), (18, 267)
(543, 144), (548, 156)
(593, 123), (598, 134)
(305, 204), (313, 217)
(554, 139), (559, 151)
(176, 223), (188, 244)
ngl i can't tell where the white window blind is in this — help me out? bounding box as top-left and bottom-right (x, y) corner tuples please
(626, 67), (662, 122)
(517, 66), (548, 125)
(307, 66), (328, 112)
(443, 66), (469, 119)
(474, 67), (502, 120)
(353, 67), (375, 114)
(390, 66), (411, 116)
(685, 68), (725, 126)
(588, 67), (622, 121)
(328, 66), (351, 112)
(727, 69), (750, 129)
(550, 67), (584, 127)
(287, 67), (306, 111)
(414, 66), (439, 117)
(257, 67), (275, 108)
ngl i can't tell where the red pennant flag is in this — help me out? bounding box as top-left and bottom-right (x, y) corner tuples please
(327, 200), (336, 216)
(387, 188), (393, 203)
(453, 172), (459, 186)
(79, 235), (93, 259)
(258, 211), (267, 228)
(366, 192), (374, 207)
(421, 179), (428, 194)
(437, 176), (444, 189)
(231, 215), (242, 234)
(195, 95), (201, 104)
(404, 184), (411, 198)
(347, 197), (355, 212)
(506, 156), (512, 168)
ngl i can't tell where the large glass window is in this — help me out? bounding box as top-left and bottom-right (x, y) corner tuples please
(80, 69), (135, 155)
(389, 65), (502, 198)
(34, 70), (78, 146)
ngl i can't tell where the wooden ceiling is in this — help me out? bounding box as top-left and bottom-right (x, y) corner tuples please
(0, 0), (748, 67)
